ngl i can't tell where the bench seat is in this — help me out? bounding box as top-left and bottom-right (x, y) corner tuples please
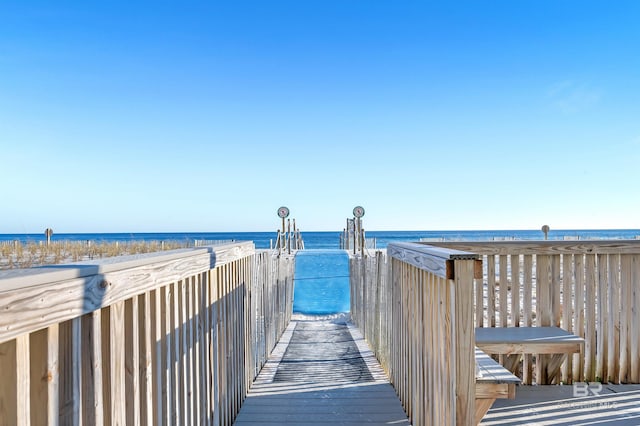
(475, 326), (584, 384)
(475, 347), (520, 425)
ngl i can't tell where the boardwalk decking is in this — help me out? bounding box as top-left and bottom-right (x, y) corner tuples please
(233, 318), (411, 425)
(481, 384), (640, 425)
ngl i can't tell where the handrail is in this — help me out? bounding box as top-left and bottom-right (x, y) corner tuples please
(351, 243), (481, 426)
(0, 242), (295, 425)
(429, 239), (640, 255)
(421, 240), (640, 385)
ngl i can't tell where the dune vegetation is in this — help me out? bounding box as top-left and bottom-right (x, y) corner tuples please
(0, 240), (191, 270)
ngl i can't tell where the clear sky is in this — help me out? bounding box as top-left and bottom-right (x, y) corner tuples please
(2, 1), (639, 233)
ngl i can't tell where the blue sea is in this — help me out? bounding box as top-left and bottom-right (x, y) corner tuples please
(4, 229), (639, 315)
(293, 250), (350, 315)
(2, 229), (639, 249)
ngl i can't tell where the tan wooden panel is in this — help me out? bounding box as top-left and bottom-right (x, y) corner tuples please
(561, 253), (574, 383)
(139, 291), (153, 426)
(487, 255), (496, 328)
(631, 255), (640, 383)
(585, 254), (597, 381)
(522, 255), (533, 384)
(0, 336), (30, 426)
(125, 296), (140, 426)
(499, 255), (508, 328)
(110, 301), (126, 425)
(511, 254), (520, 328)
(31, 324), (59, 426)
(81, 311), (103, 426)
(428, 240), (640, 256)
(60, 318), (81, 426)
(573, 254), (585, 382)
(596, 254), (608, 382)
(455, 260), (476, 425)
(607, 254), (620, 383)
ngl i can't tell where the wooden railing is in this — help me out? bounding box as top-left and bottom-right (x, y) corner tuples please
(0, 242), (294, 426)
(422, 240), (640, 385)
(351, 242), (481, 426)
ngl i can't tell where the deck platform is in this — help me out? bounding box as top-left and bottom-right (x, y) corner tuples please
(233, 317), (410, 425)
(481, 384), (640, 425)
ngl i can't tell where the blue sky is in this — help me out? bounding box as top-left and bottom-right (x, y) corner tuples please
(2, 1), (639, 233)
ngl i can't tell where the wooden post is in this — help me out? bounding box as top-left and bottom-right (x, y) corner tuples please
(353, 218), (357, 256)
(454, 259), (476, 425)
(292, 219), (297, 250)
(45, 228), (53, 246)
(542, 225), (550, 240)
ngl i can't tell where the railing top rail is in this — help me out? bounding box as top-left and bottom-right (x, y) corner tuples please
(0, 241), (255, 344)
(420, 240), (640, 256)
(388, 242), (480, 279)
(0, 241), (255, 293)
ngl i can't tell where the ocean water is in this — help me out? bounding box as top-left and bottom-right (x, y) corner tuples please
(2, 229), (639, 248)
(292, 250), (350, 315)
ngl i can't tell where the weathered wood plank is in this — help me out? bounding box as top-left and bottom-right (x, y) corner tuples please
(455, 260), (476, 425)
(561, 253), (573, 383)
(585, 254), (597, 381)
(125, 296), (140, 426)
(522, 255), (533, 384)
(140, 291), (153, 426)
(110, 300), (126, 426)
(0, 242), (255, 292)
(389, 242), (480, 280)
(476, 327), (584, 351)
(596, 254), (608, 382)
(31, 324), (59, 426)
(573, 254), (585, 382)
(0, 243), (255, 345)
(59, 318), (81, 426)
(631, 255), (640, 383)
(0, 336), (30, 426)
(235, 320), (410, 426)
(607, 254), (620, 383)
(428, 240), (640, 256)
(81, 311), (103, 426)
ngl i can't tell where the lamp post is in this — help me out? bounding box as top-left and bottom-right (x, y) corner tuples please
(541, 224), (550, 240)
(353, 206), (365, 254)
(277, 206), (290, 253)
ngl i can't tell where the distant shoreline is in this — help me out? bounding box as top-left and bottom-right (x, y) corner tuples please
(2, 229), (640, 252)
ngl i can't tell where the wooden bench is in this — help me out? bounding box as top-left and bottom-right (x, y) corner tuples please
(475, 347), (520, 425)
(475, 326), (585, 384)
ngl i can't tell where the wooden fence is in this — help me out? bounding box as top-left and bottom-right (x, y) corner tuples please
(351, 242), (481, 426)
(426, 240), (640, 385)
(352, 241), (640, 388)
(0, 242), (294, 426)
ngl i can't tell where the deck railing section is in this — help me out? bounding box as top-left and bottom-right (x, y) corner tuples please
(424, 240), (640, 385)
(351, 242), (481, 426)
(0, 242), (294, 426)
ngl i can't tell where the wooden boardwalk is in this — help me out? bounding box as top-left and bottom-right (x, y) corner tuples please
(233, 318), (410, 425)
(481, 384), (640, 425)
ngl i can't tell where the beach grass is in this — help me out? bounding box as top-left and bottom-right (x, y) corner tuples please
(0, 240), (191, 270)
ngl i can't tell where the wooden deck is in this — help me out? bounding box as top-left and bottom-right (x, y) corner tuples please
(233, 318), (410, 425)
(481, 384), (640, 425)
